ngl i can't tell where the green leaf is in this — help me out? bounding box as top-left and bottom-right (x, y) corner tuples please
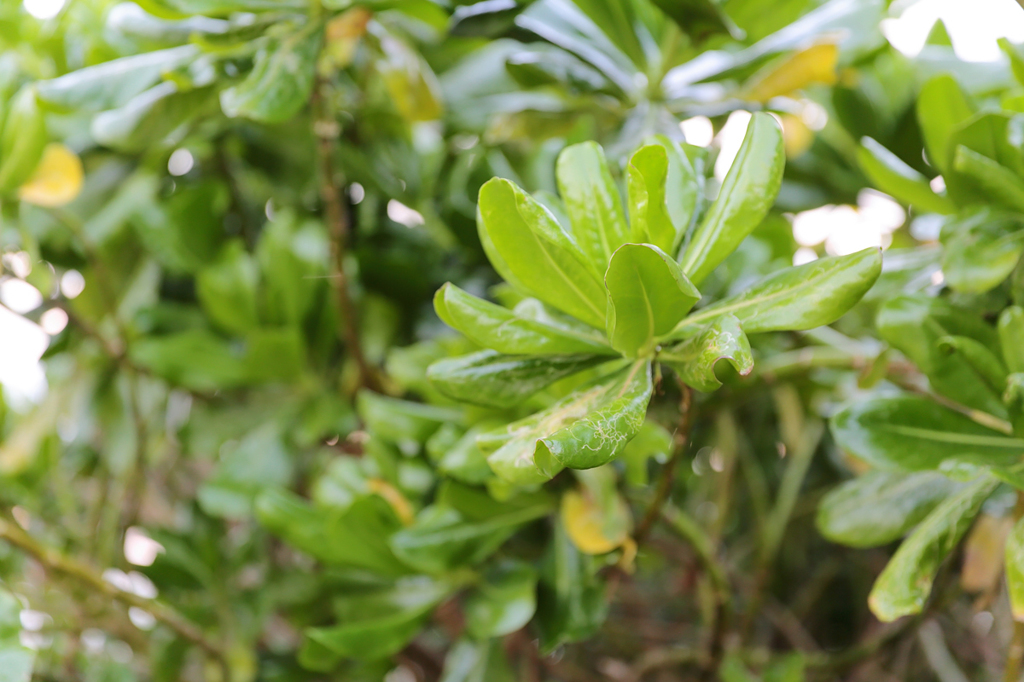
(627, 145), (674, 252)
(621, 420), (672, 487)
(427, 350), (607, 409)
(945, 112), (1023, 205)
(1006, 514), (1024, 621)
(256, 489), (412, 577)
(916, 74), (973, 173)
(660, 314), (752, 392)
(426, 425), (494, 485)
(374, 23), (443, 122)
(1000, 306), (1024, 373)
(35, 46), (199, 111)
(484, 362), (652, 485)
(439, 639), (516, 682)
(650, 0), (735, 41)
(91, 83), (218, 152)
(952, 145), (1024, 213)
(679, 112), (784, 286)
(220, 28), (321, 124)
(604, 243), (700, 357)
(868, 475), (998, 621)
(464, 560), (538, 638)
(136, 0), (304, 18)
(434, 282), (611, 355)
(304, 576), (452, 661)
(857, 137), (955, 214)
(197, 423), (292, 519)
(0, 87), (47, 193)
(556, 141), (630, 272)
(389, 504), (548, 574)
(937, 335), (1008, 394)
(816, 470), (964, 548)
(831, 395), (1024, 472)
(357, 391), (461, 447)
(534, 518), (607, 653)
(132, 180), (228, 274)
(196, 240), (259, 336)
(942, 210), (1024, 294)
(477, 178), (607, 328)
(674, 248), (882, 337)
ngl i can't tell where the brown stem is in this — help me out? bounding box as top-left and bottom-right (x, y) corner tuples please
(312, 76), (381, 393)
(0, 516), (229, 678)
(634, 381), (695, 545)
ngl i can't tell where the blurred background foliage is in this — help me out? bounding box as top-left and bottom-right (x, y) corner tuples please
(2, 0), (1024, 680)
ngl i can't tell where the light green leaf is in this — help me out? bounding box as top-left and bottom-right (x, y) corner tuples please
(484, 361), (652, 485)
(660, 314), (752, 392)
(1007, 514), (1024, 621)
(0, 87), (47, 193)
(937, 335), (1008, 394)
(389, 504), (548, 574)
(674, 248), (882, 337)
(604, 243), (700, 357)
(621, 421), (672, 487)
(91, 82), (217, 152)
(136, 0), (304, 18)
(857, 137), (955, 214)
(220, 28), (321, 124)
(679, 112), (784, 286)
(426, 425), (494, 484)
(942, 210), (1024, 294)
(464, 560), (538, 638)
(816, 470), (964, 548)
(197, 423), (292, 519)
(916, 74), (974, 173)
(1000, 306), (1024, 373)
(868, 475), (997, 621)
(357, 391), (461, 447)
(831, 395), (1024, 472)
(434, 282), (611, 355)
(556, 141), (630, 272)
(953, 145), (1024, 212)
(427, 350), (607, 409)
(35, 45), (198, 111)
(477, 178), (607, 328)
(627, 145), (674, 252)
(440, 639), (516, 682)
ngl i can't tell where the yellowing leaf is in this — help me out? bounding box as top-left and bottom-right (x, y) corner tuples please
(367, 478), (415, 525)
(781, 114), (813, 158)
(324, 8), (371, 69)
(743, 43), (839, 103)
(961, 513), (1011, 593)
(18, 143), (84, 207)
(560, 489), (629, 555)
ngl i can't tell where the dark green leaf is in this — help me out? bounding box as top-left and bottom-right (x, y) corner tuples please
(464, 560), (537, 638)
(196, 240), (259, 336)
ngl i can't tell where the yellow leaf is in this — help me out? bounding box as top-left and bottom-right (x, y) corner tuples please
(323, 8), (372, 70)
(781, 114), (813, 158)
(961, 513), (1011, 593)
(561, 488), (629, 555)
(18, 143), (83, 207)
(367, 478), (415, 525)
(743, 43), (839, 103)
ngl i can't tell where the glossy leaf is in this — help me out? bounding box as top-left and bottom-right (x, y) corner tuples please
(464, 560), (538, 638)
(1000, 306), (1024, 373)
(831, 395), (1024, 472)
(916, 74), (974, 173)
(17, 143), (83, 207)
(389, 504), (548, 574)
(953, 145), (1024, 212)
(869, 475), (997, 621)
(604, 243), (700, 357)
(560, 486), (630, 555)
(937, 335), (1008, 394)
(661, 314), (753, 392)
(556, 141), (630, 272)
(426, 425), (494, 484)
(220, 29), (321, 124)
(0, 87), (47, 193)
(484, 362), (652, 485)
(434, 282), (611, 355)
(1007, 515), (1024, 621)
(942, 211), (1024, 294)
(857, 137), (955, 214)
(357, 391), (461, 447)
(742, 43), (838, 102)
(304, 576), (452, 661)
(679, 112), (784, 286)
(627, 145), (674, 252)
(477, 178), (607, 328)
(816, 471), (964, 548)
(35, 45), (198, 111)
(427, 350), (607, 409)
(674, 248), (882, 337)
(91, 83), (217, 152)
(439, 639), (516, 682)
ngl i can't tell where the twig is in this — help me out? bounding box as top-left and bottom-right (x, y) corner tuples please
(311, 74), (381, 393)
(634, 382), (694, 545)
(628, 646), (708, 682)
(0, 516), (229, 677)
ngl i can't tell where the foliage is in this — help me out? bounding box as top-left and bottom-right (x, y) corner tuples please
(1, 0), (1024, 681)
